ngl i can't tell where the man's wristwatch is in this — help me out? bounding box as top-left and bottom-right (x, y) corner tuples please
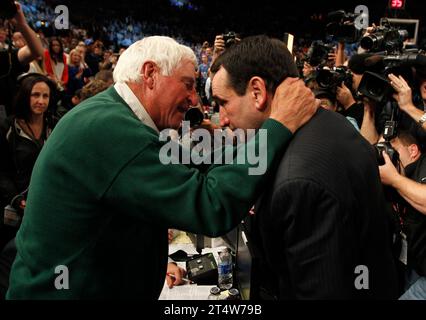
(419, 112), (426, 125)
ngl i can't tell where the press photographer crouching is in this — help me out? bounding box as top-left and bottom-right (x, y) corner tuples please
(379, 130), (426, 299)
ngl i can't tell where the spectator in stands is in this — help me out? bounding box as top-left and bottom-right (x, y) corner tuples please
(79, 79), (109, 101)
(210, 35), (398, 299)
(85, 40), (104, 75)
(6, 35), (317, 299)
(0, 27), (8, 50)
(95, 70), (114, 87)
(44, 37), (68, 92)
(0, 74), (56, 252)
(0, 1), (44, 116)
(66, 49), (91, 103)
(12, 32), (26, 49)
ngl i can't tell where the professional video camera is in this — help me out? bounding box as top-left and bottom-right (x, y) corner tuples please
(360, 19), (409, 54)
(316, 65), (353, 93)
(357, 52), (426, 103)
(222, 32), (238, 48)
(306, 41), (335, 67)
(326, 10), (361, 43)
(0, 0), (17, 19)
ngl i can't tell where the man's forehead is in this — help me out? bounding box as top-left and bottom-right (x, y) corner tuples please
(212, 67), (230, 92)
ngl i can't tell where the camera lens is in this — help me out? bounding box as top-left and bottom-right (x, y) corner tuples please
(184, 108), (204, 127)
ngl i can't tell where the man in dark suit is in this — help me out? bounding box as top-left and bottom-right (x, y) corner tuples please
(210, 35), (398, 299)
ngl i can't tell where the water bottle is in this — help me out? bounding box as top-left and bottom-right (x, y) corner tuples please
(217, 248), (233, 290)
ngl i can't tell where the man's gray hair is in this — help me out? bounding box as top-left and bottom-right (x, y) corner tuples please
(113, 36), (197, 83)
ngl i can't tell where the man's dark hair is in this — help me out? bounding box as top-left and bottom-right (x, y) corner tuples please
(210, 35), (299, 96)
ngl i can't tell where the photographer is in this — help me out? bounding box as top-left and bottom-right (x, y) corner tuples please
(379, 131), (426, 299)
(0, 1), (44, 116)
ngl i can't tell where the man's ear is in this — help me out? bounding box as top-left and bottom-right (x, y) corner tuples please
(408, 143), (420, 161)
(248, 76), (268, 111)
(141, 61), (158, 89)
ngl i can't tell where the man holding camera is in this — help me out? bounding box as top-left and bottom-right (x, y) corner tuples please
(379, 131), (426, 299)
(210, 35), (398, 299)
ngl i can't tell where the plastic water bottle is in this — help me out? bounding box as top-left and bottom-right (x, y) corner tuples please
(217, 248), (233, 290)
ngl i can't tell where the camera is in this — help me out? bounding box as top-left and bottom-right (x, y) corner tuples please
(222, 32), (238, 48)
(374, 141), (399, 166)
(306, 41), (335, 67)
(0, 0), (17, 19)
(360, 20), (409, 54)
(326, 10), (361, 43)
(316, 66), (353, 93)
(357, 52), (426, 103)
(184, 107), (205, 127)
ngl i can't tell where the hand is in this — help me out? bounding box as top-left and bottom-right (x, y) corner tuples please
(379, 151), (400, 187)
(270, 78), (319, 133)
(213, 35), (225, 57)
(388, 74), (414, 112)
(76, 69), (84, 79)
(327, 52), (337, 65)
(9, 2), (27, 29)
(336, 82), (356, 109)
(166, 263), (186, 288)
(363, 24), (377, 37)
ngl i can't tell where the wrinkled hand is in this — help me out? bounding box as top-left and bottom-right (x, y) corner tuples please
(166, 262), (186, 288)
(336, 82), (356, 108)
(379, 151), (400, 187)
(388, 73), (414, 112)
(270, 78), (320, 133)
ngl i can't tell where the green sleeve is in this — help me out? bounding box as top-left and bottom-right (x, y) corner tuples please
(104, 119), (292, 237)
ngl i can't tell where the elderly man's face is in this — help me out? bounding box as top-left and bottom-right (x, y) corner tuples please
(154, 59), (198, 130)
(212, 67), (263, 131)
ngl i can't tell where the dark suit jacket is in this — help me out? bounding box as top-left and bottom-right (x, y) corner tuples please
(251, 108), (398, 300)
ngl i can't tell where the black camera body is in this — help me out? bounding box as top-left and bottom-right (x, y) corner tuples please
(316, 66), (353, 93)
(374, 141), (399, 166)
(360, 26), (408, 54)
(0, 0), (17, 19)
(357, 52), (425, 104)
(184, 107), (205, 127)
(222, 32), (237, 48)
(306, 41), (334, 67)
(326, 10), (361, 43)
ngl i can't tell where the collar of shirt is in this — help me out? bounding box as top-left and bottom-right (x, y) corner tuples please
(114, 82), (159, 133)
